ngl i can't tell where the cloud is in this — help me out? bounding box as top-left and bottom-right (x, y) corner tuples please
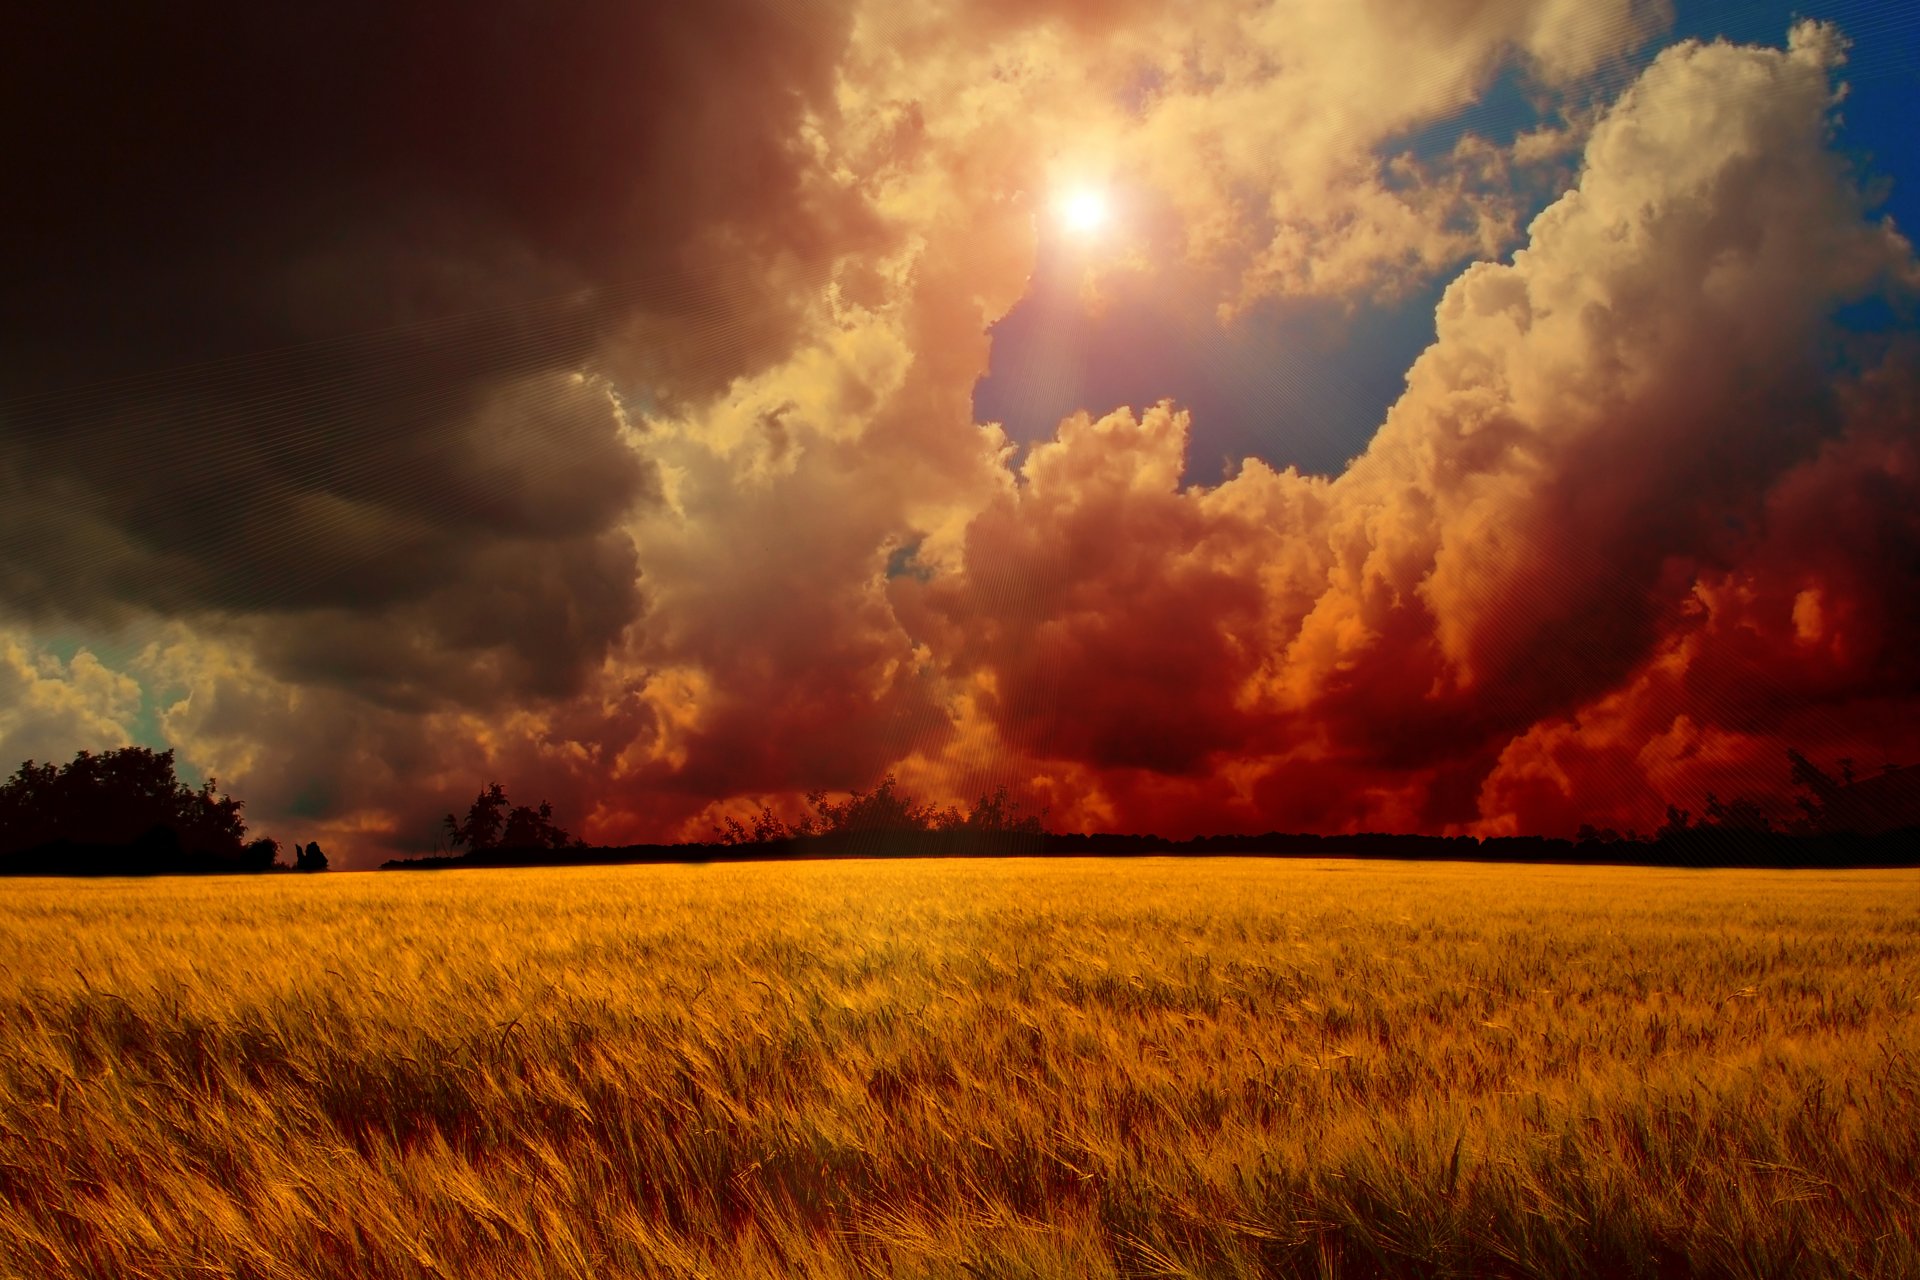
(832, 0), (1668, 313)
(902, 403), (1293, 777)
(0, 635), (142, 772)
(901, 21), (1919, 835)
(4, 9), (1914, 859)
(1337, 20), (1911, 712)
(1473, 348), (1920, 835)
(585, 0), (1680, 829)
(1, 0), (870, 710)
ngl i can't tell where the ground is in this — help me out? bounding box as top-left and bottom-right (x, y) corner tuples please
(1, 858), (1915, 1278)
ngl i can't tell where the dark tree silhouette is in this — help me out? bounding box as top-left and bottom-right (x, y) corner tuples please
(712, 805), (791, 846)
(1788, 747), (1920, 834)
(954, 785), (1047, 835)
(712, 779), (1047, 845)
(0, 747), (252, 870)
(794, 775), (942, 837)
(1702, 792), (1771, 833)
(446, 783), (510, 851)
(445, 783), (574, 852)
(294, 841), (329, 872)
(1789, 748), (1841, 827)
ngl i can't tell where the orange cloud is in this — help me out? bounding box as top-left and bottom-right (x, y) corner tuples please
(7, 12), (1916, 862)
(894, 21), (1919, 838)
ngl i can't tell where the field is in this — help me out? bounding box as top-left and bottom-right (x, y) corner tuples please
(1, 859), (1916, 1279)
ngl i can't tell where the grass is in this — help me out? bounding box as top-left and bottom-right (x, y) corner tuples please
(1, 857), (1916, 1279)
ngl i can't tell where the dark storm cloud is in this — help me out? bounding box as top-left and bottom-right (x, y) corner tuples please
(0, 0), (868, 707)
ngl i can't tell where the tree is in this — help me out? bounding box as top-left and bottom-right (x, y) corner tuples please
(951, 785), (1046, 835)
(0, 746), (250, 864)
(707, 778), (1049, 848)
(1702, 792), (1772, 833)
(445, 782), (510, 852)
(294, 841), (329, 872)
(800, 775), (943, 835)
(713, 805), (791, 845)
(500, 800), (573, 850)
(722, 778), (1049, 843)
(445, 783), (573, 852)
(1789, 748), (1841, 829)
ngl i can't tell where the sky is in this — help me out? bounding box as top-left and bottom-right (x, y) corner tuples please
(3, 1), (1918, 865)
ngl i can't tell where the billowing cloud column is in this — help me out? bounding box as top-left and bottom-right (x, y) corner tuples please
(915, 23), (1918, 836)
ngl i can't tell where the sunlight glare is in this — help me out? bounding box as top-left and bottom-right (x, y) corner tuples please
(1057, 187), (1111, 236)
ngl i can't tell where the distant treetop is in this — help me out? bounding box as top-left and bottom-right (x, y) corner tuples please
(713, 778), (1047, 845)
(444, 782), (577, 853)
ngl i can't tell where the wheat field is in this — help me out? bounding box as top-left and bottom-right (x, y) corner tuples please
(1, 858), (1916, 1279)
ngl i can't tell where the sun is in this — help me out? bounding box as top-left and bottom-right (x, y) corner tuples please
(1056, 186), (1111, 236)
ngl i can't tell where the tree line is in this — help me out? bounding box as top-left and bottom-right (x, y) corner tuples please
(0, 747), (325, 876)
(395, 776), (1048, 870)
(396, 752), (1919, 871)
(6, 744), (1914, 876)
(710, 777), (1046, 845)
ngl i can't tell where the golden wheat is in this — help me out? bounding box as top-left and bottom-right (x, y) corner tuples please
(1, 858), (1916, 1278)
